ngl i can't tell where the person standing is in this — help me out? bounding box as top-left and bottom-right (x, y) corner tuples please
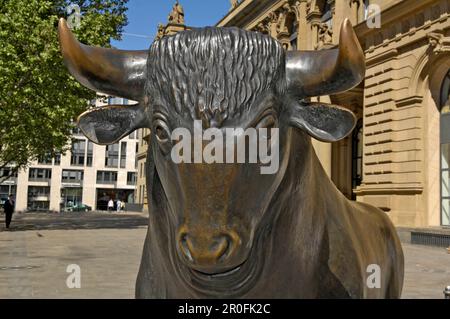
(116, 199), (122, 212)
(3, 194), (15, 229)
(107, 198), (114, 212)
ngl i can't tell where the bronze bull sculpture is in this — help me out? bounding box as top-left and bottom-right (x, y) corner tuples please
(58, 18), (404, 298)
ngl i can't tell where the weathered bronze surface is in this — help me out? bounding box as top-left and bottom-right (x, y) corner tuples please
(58, 18), (404, 298)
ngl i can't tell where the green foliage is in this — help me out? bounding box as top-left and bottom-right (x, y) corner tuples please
(0, 0), (128, 176)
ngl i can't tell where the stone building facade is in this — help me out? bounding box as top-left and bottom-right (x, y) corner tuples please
(217, 0), (450, 228)
(135, 127), (150, 211)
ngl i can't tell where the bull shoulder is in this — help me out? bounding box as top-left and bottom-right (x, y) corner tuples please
(324, 198), (403, 298)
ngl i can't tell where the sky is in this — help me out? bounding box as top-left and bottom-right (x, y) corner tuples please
(111, 0), (231, 50)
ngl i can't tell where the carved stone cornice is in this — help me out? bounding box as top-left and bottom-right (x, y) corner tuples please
(427, 31), (450, 55)
(306, 10), (322, 22)
(254, 20), (270, 35)
(290, 1), (303, 20)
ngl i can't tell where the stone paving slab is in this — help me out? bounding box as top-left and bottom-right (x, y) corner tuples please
(0, 212), (147, 299)
(0, 212), (449, 299)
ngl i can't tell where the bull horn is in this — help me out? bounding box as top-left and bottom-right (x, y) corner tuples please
(58, 18), (148, 102)
(285, 18), (365, 98)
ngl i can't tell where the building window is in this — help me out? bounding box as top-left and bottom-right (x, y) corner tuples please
(351, 119), (363, 199)
(0, 168), (18, 179)
(71, 139), (86, 166)
(0, 185), (16, 202)
(62, 170), (84, 183)
(54, 153), (61, 166)
(29, 168), (52, 182)
(127, 172), (137, 185)
(440, 70), (450, 226)
(139, 185), (146, 204)
(27, 186), (50, 211)
(129, 131), (137, 139)
(38, 153), (53, 165)
(87, 141), (93, 167)
(120, 142), (127, 168)
(105, 143), (119, 168)
(96, 170), (118, 184)
(72, 126), (82, 135)
(61, 187), (83, 208)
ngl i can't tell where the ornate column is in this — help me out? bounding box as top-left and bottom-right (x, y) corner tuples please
(267, 12), (279, 39)
(349, 0), (363, 25)
(306, 2), (322, 50)
(276, 3), (294, 50)
(292, 0), (308, 50)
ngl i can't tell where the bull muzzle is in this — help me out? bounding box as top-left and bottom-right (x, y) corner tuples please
(177, 226), (241, 274)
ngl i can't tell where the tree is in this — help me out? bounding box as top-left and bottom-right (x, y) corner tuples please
(0, 0), (128, 180)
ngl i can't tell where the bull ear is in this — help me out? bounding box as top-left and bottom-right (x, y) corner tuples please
(77, 104), (149, 145)
(288, 101), (356, 142)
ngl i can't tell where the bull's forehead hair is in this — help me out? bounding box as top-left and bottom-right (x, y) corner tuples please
(147, 27), (286, 127)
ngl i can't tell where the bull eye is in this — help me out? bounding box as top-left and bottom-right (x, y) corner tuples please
(153, 119), (171, 154)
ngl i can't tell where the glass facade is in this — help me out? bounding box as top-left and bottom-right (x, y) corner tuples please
(29, 168), (52, 181)
(54, 153), (61, 166)
(0, 185), (16, 204)
(120, 142), (127, 168)
(127, 172), (137, 185)
(105, 143), (119, 168)
(441, 144), (450, 226)
(61, 187), (83, 209)
(71, 139), (86, 166)
(62, 170), (84, 183)
(440, 70), (450, 226)
(87, 141), (93, 167)
(352, 119), (363, 200)
(97, 171), (118, 184)
(38, 153), (53, 165)
(27, 186), (50, 211)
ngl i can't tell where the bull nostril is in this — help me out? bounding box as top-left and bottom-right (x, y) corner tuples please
(212, 235), (231, 263)
(179, 234), (194, 262)
(178, 233), (235, 264)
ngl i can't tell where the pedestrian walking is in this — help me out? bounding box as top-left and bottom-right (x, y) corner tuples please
(107, 198), (114, 212)
(116, 199), (122, 212)
(3, 194), (15, 229)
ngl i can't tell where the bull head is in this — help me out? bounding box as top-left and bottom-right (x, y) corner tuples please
(58, 18), (365, 289)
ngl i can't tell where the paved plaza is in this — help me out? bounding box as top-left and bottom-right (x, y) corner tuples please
(0, 212), (449, 299)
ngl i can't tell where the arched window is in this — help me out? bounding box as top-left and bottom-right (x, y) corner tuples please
(352, 119), (363, 200)
(440, 70), (450, 226)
